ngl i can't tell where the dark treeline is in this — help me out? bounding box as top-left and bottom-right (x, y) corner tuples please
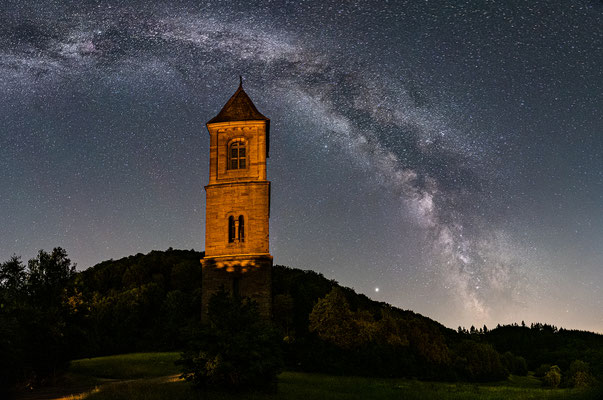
(1, 249), (77, 392)
(1, 248), (602, 394)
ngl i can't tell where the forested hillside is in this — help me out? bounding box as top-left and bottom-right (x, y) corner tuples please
(1, 248), (602, 394)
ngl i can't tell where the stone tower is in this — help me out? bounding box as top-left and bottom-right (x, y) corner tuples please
(201, 80), (272, 319)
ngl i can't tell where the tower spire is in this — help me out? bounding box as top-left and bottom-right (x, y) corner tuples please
(206, 79), (268, 124)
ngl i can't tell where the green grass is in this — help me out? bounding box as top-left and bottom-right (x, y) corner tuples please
(69, 352), (180, 380)
(62, 353), (601, 400)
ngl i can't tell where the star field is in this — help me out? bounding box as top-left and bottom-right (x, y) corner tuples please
(1, 0), (602, 331)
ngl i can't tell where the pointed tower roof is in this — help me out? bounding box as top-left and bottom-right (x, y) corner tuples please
(207, 78), (269, 124)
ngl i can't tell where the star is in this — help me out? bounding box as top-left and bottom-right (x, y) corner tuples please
(0, 0), (601, 333)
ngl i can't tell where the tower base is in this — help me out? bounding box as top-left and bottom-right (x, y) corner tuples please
(201, 254), (272, 321)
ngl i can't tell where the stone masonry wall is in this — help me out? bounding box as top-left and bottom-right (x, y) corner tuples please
(201, 255), (272, 320)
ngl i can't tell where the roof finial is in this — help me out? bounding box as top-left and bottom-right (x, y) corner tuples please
(239, 75), (243, 88)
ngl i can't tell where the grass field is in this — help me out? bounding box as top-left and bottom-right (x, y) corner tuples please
(69, 352), (180, 380)
(48, 353), (602, 400)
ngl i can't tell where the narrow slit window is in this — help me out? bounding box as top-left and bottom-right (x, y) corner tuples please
(238, 215), (245, 242)
(228, 140), (247, 170)
(228, 216), (235, 243)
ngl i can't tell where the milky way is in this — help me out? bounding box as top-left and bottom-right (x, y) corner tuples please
(1, 0), (601, 331)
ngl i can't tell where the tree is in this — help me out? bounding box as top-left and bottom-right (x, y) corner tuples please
(178, 288), (283, 390)
(535, 363), (552, 378)
(273, 293), (295, 338)
(501, 351), (528, 376)
(27, 247), (75, 307)
(455, 341), (508, 381)
(0, 248), (77, 392)
(0, 255), (26, 296)
(308, 287), (372, 349)
(407, 320), (450, 365)
(375, 309), (409, 348)
(543, 365), (561, 388)
(567, 360), (595, 388)
(0, 256), (26, 395)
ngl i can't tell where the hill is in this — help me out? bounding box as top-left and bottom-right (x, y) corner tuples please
(73, 249), (603, 381)
(2, 247), (602, 394)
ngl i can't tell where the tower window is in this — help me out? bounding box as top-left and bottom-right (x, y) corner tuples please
(228, 215), (245, 243)
(228, 140), (247, 170)
(238, 215), (245, 242)
(228, 216), (235, 243)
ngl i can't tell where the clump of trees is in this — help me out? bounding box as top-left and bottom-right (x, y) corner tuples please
(501, 351), (528, 376)
(0, 248), (76, 395)
(1, 248), (204, 394)
(305, 287), (507, 381)
(452, 341), (507, 382)
(537, 360), (597, 389)
(177, 289), (283, 390)
(309, 287), (375, 349)
(75, 248), (203, 355)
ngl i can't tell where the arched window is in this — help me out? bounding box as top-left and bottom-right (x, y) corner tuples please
(228, 215), (245, 243)
(238, 215), (245, 242)
(228, 140), (246, 170)
(228, 216), (235, 243)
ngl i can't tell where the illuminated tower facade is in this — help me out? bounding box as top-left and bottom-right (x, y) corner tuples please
(201, 80), (272, 319)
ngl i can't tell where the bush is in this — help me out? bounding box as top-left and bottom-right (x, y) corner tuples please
(567, 360), (595, 388)
(543, 365), (561, 388)
(177, 289), (283, 391)
(454, 341), (508, 382)
(501, 351), (528, 376)
(535, 363), (552, 377)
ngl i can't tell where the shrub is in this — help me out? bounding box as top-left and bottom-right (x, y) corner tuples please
(501, 351), (528, 376)
(543, 365), (561, 388)
(177, 289), (283, 391)
(454, 341), (508, 382)
(535, 363), (552, 377)
(567, 360), (595, 388)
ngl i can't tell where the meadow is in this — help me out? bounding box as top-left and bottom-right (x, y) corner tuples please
(24, 352), (600, 400)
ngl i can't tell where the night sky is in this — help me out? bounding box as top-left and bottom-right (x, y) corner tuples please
(1, 0), (602, 332)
